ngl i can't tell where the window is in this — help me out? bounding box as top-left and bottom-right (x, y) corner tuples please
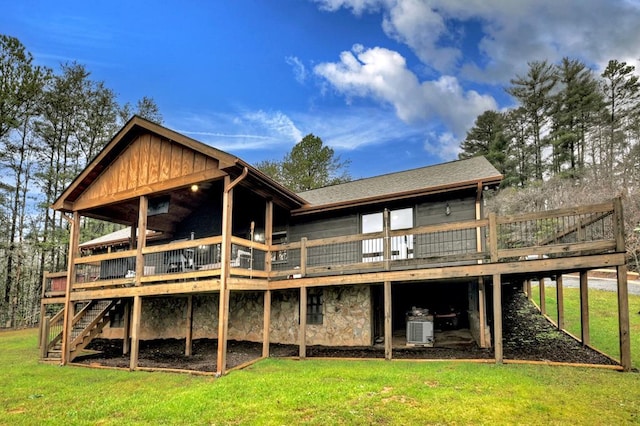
(362, 212), (383, 233)
(361, 208), (414, 261)
(110, 309), (124, 328)
(390, 207), (413, 230)
(307, 288), (324, 325)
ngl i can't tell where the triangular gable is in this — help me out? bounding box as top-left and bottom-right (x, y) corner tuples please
(73, 131), (225, 211)
(52, 116), (239, 212)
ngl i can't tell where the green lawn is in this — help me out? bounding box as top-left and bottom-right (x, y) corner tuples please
(1, 288), (639, 425)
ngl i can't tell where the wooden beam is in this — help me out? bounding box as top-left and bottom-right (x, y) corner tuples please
(488, 212), (498, 263)
(129, 295), (142, 370)
(216, 175), (233, 376)
(185, 295), (193, 357)
(478, 277), (487, 348)
(384, 281), (392, 360)
(299, 286), (307, 359)
(539, 278), (546, 315)
(123, 299), (131, 355)
(135, 196), (148, 286)
(266, 253), (626, 290)
(493, 273), (503, 364)
(40, 317), (50, 359)
(264, 200), (273, 275)
(61, 212), (80, 365)
(300, 237), (308, 277)
(262, 290), (271, 358)
(556, 275), (564, 330)
(70, 279), (223, 301)
(579, 270), (590, 346)
(383, 209), (391, 271)
(617, 264), (631, 371)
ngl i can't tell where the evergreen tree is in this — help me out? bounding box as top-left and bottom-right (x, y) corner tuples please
(257, 134), (351, 192)
(507, 60), (558, 180)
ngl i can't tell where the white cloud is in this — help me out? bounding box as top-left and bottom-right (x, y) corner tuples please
(311, 0), (640, 159)
(285, 56), (308, 84)
(314, 45), (496, 140)
(171, 109), (303, 152)
(315, 0), (640, 80)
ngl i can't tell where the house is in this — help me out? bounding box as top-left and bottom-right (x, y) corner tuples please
(39, 116), (632, 374)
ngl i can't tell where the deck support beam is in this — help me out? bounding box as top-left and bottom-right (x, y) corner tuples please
(299, 286), (307, 359)
(492, 273), (503, 364)
(123, 300), (131, 355)
(556, 275), (564, 330)
(478, 277), (487, 348)
(617, 265), (631, 371)
(384, 281), (392, 360)
(538, 278), (546, 314)
(129, 295), (142, 370)
(263, 290), (271, 358)
(61, 212), (80, 365)
(579, 270), (590, 346)
(185, 295), (193, 356)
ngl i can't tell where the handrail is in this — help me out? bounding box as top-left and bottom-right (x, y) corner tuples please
(51, 199), (619, 286)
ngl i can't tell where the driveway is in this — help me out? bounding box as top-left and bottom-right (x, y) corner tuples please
(536, 275), (640, 296)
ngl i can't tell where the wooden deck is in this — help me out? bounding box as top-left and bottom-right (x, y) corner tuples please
(40, 198), (632, 372)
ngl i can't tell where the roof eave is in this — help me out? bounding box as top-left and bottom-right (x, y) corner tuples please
(291, 174), (502, 216)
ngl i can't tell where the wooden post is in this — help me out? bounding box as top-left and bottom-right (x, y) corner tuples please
(300, 237), (307, 277)
(539, 278), (546, 315)
(264, 200), (273, 275)
(185, 295), (193, 357)
(493, 274), (503, 364)
(40, 317), (50, 359)
(262, 290), (271, 358)
(217, 175), (233, 376)
(525, 279), (532, 299)
(383, 209), (391, 271)
(579, 270), (590, 346)
(129, 295), (142, 370)
(488, 212), (498, 263)
(61, 212), (80, 365)
(299, 286), (307, 359)
(556, 275), (564, 330)
(617, 264), (631, 371)
(384, 281), (392, 360)
(613, 197), (631, 371)
(38, 302), (46, 349)
(38, 272), (49, 349)
(135, 196), (148, 286)
(122, 300), (131, 355)
(478, 277), (487, 348)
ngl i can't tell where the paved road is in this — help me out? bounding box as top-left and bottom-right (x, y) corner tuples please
(534, 275), (640, 296)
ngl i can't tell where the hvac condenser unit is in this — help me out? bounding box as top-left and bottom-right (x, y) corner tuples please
(406, 313), (434, 347)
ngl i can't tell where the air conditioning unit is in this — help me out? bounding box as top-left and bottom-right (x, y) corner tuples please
(406, 317), (434, 347)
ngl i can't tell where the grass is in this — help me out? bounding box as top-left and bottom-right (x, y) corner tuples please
(1, 288), (639, 425)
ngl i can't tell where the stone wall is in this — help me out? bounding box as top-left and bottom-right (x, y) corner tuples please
(101, 284), (373, 347)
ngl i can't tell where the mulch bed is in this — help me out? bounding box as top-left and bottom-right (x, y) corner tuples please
(75, 286), (618, 372)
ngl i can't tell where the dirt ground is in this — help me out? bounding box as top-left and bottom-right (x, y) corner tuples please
(75, 286), (618, 372)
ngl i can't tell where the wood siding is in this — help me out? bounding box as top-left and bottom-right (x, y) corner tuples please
(75, 133), (223, 210)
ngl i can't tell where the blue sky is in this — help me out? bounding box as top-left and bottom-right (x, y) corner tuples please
(2, 0), (640, 179)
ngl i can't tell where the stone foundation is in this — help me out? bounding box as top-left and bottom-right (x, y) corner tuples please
(101, 284), (372, 347)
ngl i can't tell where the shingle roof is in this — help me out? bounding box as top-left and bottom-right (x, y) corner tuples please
(297, 156), (501, 208)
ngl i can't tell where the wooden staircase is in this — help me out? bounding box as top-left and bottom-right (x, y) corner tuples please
(41, 299), (121, 362)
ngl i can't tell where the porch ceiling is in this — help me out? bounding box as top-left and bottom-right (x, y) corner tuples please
(82, 182), (218, 234)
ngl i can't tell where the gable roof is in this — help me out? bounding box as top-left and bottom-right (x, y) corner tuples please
(295, 156), (502, 214)
(52, 116), (306, 214)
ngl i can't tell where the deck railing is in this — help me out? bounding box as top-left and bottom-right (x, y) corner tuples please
(48, 199), (620, 292)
